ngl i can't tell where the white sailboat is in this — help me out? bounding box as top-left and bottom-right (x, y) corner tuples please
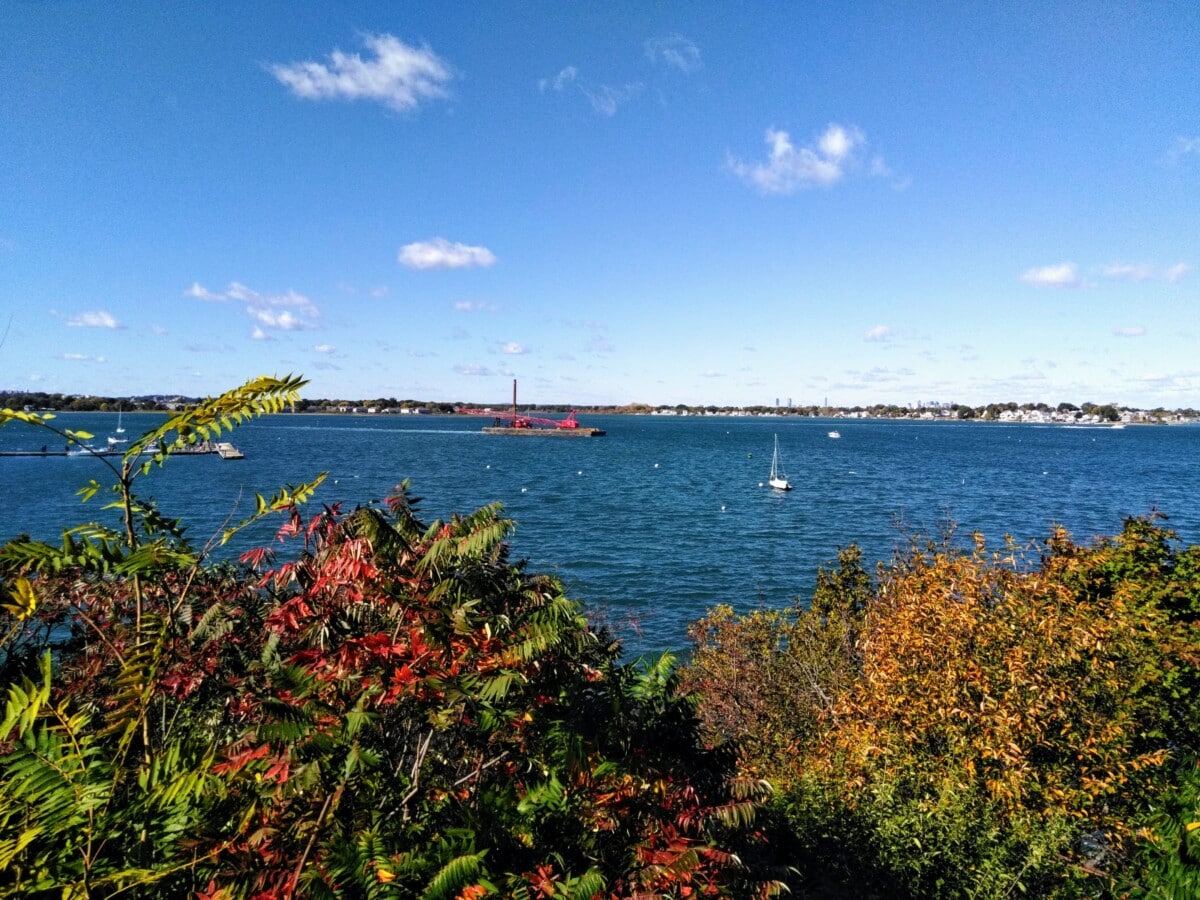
(769, 434), (792, 491)
(108, 404), (128, 447)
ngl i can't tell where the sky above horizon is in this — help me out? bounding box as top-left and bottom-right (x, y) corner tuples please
(2, 2), (1198, 408)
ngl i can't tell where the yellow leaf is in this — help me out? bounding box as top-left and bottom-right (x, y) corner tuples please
(2, 577), (38, 620)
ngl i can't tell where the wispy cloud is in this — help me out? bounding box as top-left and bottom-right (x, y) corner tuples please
(399, 237), (497, 270)
(1164, 262), (1192, 283)
(864, 325), (894, 342)
(67, 310), (122, 329)
(185, 281), (320, 335)
(454, 363), (493, 376)
(541, 66), (578, 92)
(1164, 135), (1200, 165)
(1113, 326), (1146, 337)
(62, 352), (106, 363)
(500, 341), (528, 355)
(1019, 262), (1082, 288)
(1102, 262), (1192, 283)
(268, 33), (453, 113)
(1101, 263), (1154, 282)
(644, 34), (702, 73)
(314, 343), (335, 353)
(728, 123), (878, 194)
(454, 300), (498, 312)
(539, 65), (641, 117)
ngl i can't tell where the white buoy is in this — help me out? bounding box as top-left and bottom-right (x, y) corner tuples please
(577, 470), (583, 475)
(521, 487), (527, 493)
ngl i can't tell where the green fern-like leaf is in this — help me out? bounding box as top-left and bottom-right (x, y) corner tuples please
(420, 851), (488, 900)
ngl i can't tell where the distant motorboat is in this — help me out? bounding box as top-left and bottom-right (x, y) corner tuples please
(828, 430), (841, 439)
(769, 434), (792, 491)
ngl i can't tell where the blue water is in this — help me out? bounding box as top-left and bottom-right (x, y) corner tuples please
(3, 413), (1198, 656)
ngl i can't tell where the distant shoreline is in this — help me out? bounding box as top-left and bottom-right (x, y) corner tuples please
(12, 406), (1197, 426)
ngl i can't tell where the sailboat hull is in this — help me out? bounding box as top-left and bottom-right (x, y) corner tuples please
(769, 435), (792, 490)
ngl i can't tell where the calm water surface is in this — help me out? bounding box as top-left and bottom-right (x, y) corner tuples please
(3, 413), (1197, 656)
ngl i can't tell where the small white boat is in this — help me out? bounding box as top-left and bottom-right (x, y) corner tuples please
(828, 430), (841, 439)
(769, 434), (792, 491)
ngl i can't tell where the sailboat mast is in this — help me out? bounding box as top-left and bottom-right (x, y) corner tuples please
(512, 379), (517, 421)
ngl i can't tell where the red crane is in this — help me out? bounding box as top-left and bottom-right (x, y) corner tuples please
(456, 380), (584, 429)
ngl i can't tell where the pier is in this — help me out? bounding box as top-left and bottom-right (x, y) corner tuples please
(0, 441), (245, 459)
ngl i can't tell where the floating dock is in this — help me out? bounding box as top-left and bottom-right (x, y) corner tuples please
(0, 441), (244, 459)
(481, 425), (605, 437)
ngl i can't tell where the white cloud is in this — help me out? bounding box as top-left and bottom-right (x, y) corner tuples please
(500, 341), (527, 355)
(1019, 262), (1081, 288)
(399, 237), (496, 270)
(66, 310), (121, 329)
(150, 324), (168, 335)
(864, 325), (894, 342)
(186, 281), (320, 335)
(268, 33), (453, 113)
(727, 123), (870, 194)
(314, 343), (335, 353)
(252, 308), (310, 330)
(369, 286), (389, 297)
(1164, 262), (1192, 283)
(184, 282), (223, 301)
(62, 353), (106, 363)
(644, 34), (702, 73)
(1113, 326), (1146, 337)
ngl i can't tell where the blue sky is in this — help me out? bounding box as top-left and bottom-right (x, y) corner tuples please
(2, 2), (1197, 408)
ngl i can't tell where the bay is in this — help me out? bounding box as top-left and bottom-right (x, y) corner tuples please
(2, 412), (1198, 657)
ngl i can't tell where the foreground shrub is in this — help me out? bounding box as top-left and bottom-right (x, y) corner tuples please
(685, 521), (1200, 897)
(0, 378), (781, 898)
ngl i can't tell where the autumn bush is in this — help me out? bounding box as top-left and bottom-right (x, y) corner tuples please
(0, 378), (783, 899)
(683, 521), (1200, 897)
